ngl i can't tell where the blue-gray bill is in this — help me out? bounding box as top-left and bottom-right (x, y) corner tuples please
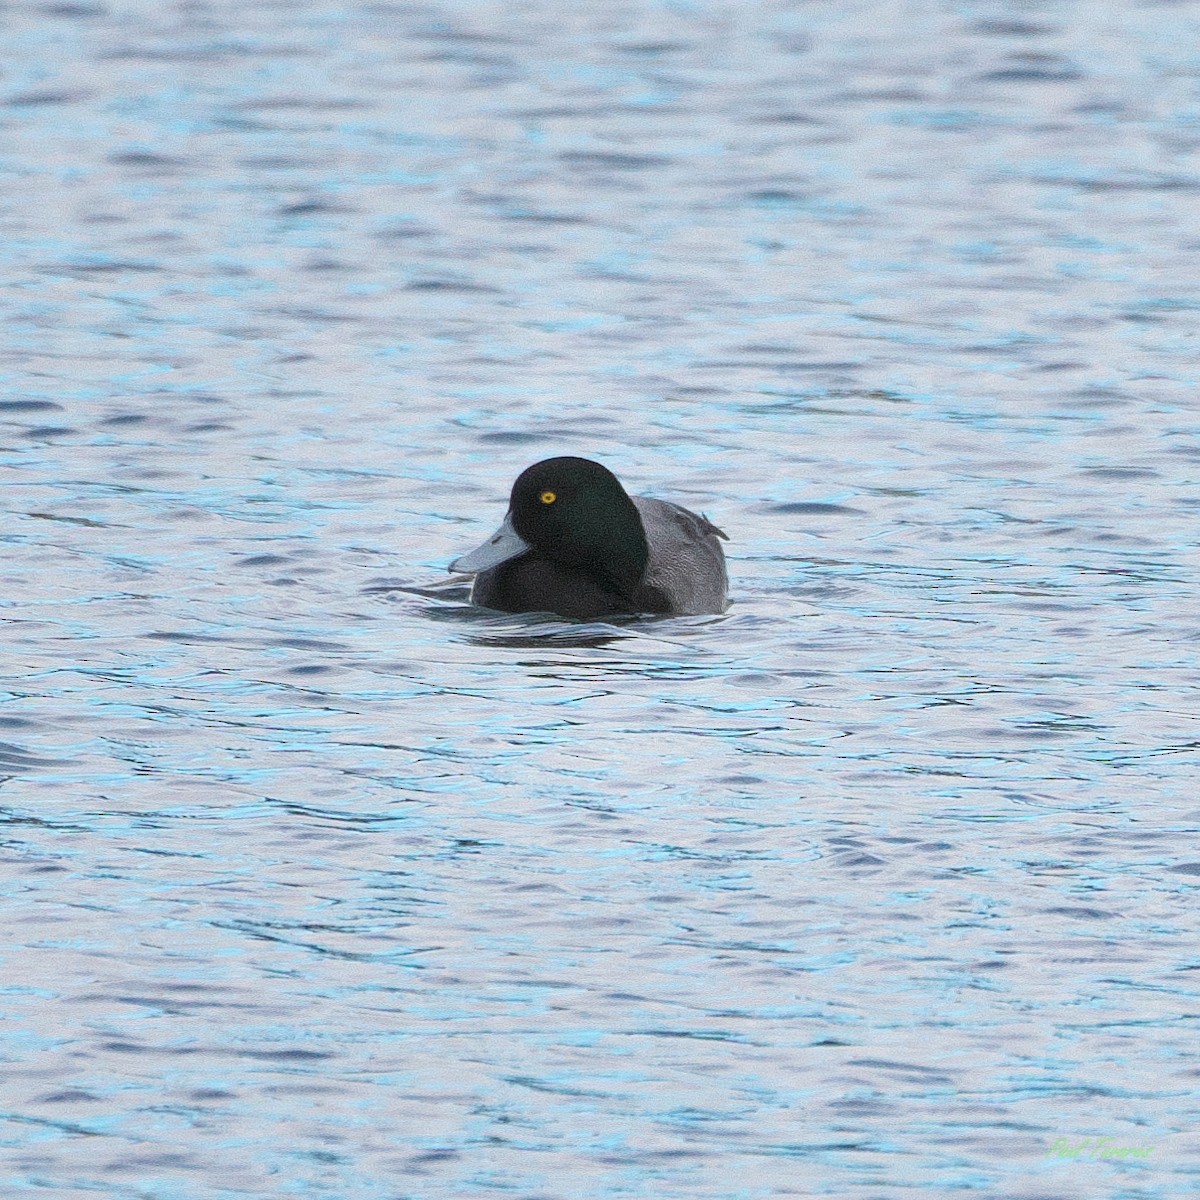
(449, 511), (530, 574)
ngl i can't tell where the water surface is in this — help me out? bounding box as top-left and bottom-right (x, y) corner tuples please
(3, 1), (1199, 1196)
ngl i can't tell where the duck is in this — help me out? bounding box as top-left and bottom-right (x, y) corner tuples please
(450, 456), (728, 619)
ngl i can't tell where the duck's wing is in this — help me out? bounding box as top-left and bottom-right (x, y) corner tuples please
(632, 496), (729, 615)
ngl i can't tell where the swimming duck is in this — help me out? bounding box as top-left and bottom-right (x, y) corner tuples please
(450, 456), (728, 618)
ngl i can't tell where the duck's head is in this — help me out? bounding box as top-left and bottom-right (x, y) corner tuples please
(451, 456), (649, 594)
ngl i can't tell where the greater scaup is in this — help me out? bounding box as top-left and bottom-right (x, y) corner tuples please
(450, 456), (729, 619)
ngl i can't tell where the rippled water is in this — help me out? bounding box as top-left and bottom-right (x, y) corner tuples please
(3, 1), (1199, 1196)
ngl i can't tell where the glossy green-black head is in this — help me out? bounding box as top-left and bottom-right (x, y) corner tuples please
(509, 457), (649, 592)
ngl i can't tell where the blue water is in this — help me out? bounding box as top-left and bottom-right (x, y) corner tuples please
(3, 1), (1198, 1196)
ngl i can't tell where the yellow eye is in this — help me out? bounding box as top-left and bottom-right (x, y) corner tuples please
(540, 490), (556, 505)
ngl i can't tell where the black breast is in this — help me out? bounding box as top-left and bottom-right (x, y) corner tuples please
(473, 555), (636, 619)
